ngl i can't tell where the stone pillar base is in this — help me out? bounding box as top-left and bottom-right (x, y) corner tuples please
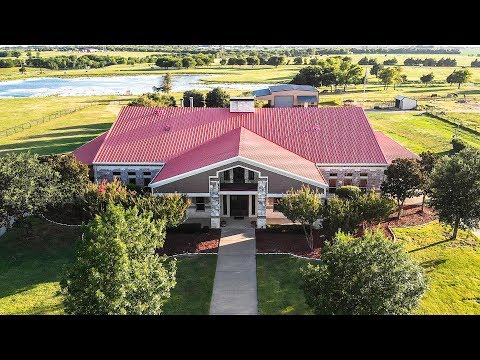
(211, 217), (220, 229)
(257, 217), (266, 229)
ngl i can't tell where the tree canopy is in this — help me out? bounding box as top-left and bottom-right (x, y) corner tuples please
(205, 87), (230, 108)
(381, 158), (422, 218)
(420, 72), (434, 84)
(446, 69), (472, 89)
(182, 90), (205, 107)
(61, 203), (176, 314)
(302, 230), (427, 315)
(128, 93), (176, 107)
(429, 148), (480, 239)
(160, 73), (172, 93)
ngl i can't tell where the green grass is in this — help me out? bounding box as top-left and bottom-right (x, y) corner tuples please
(256, 223), (480, 315)
(256, 255), (314, 315)
(393, 221), (480, 315)
(0, 217), (79, 315)
(367, 112), (480, 154)
(163, 255), (217, 315)
(0, 218), (217, 315)
(441, 112), (480, 131)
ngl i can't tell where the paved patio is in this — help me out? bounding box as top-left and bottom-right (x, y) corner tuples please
(209, 227), (258, 315)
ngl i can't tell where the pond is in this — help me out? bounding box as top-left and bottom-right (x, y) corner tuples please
(0, 75), (272, 98)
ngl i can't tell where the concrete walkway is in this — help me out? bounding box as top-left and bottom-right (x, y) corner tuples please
(209, 228), (258, 315)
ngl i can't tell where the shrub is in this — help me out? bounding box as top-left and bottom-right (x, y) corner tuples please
(336, 185), (362, 200)
(263, 224), (306, 233)
(301, 230), (427, 315)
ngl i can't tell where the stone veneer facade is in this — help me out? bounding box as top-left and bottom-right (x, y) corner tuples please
(94, 165), (164, 186)
(318, 166), (387, 196)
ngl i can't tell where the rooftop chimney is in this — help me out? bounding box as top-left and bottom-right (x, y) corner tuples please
(189, 96), (194, 108)
(180, 98), (184, 107)
(230, 97), (255, 113)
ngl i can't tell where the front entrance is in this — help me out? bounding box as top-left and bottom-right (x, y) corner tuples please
(230, 195), (249, 217)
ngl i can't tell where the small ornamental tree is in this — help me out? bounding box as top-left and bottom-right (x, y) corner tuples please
(301, 230), (427, 315)
(80, 178), (136, 220)
(132, 193), (191, 229)
(277, 185), (322, 249)
(205, 87), (230, 108)
(0, 152), (63, 229)
(321, 196), (361, 239)
(359, 190), (396, 228)
(429, 148), (480, 239)
(381, 158), (422, 219)
(61, 203), (176, 314)
(417, 151), (438, 212)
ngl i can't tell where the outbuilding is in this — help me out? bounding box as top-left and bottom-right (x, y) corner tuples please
(395, 95), (417, 110)
(252, 84), (319, 108)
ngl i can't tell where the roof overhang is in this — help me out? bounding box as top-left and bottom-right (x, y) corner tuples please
(150, 156), (327, 189)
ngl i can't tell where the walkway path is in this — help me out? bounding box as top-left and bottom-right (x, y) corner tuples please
(473, 229), (480, 239)
(209, 227), (258, 315)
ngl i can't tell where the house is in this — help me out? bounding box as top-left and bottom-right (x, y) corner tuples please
(73, 98), (418, 229)
(252, 84), (319, 108)
(395, 95), (417, 110)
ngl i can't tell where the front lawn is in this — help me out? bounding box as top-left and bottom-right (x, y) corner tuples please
(0, 217), (217, 315)
(163, 255), (217, 315)
(256, 255), (315, 315)
(256, 222), (480, 315)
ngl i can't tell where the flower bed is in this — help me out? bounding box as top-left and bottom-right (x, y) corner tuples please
(255, 229), (324, 259)
(157, 230), (221, 256)
(387, 204), (437, 227)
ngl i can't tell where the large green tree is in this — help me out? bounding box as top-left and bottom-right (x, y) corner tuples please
(420, 72), (434, 85)
(417, 151), (438, 212)
(381, 158), (422, 219)
(61, 203), (176, 314)
(429, 148), (480, 239)
(182, 90), (205, 107)
(267, 56), (286, 67)
(302, 230), (427, 315)
(446, 69), (472, 89)
(182, 56), (196, 68)
(0, 152), (63, 229)
(277, 185), (322, 249)
(377, 66), (403, 90)
(205, 87), (230, 108)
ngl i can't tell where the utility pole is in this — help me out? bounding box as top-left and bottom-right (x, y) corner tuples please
(363, 66), (369, 108)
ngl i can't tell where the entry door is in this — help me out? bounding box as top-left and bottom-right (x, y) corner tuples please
(230, 195), (249, 217)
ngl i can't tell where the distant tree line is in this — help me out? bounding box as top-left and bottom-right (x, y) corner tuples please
(403, 57), (457, 67)
(0, 58), (22, 68)
(155, 54), (215, 69)
(0, 50), (22, 58)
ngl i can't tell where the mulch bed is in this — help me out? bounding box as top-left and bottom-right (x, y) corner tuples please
(357, 223), (394, 240)
(255, 229), (324, 259)
(386, 204), (437, 227)
(157, 230), (221, 256)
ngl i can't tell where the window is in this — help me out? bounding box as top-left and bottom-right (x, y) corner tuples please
(224, 170), (230, 181)
(359, 179), (367, 192)
(143, 172), (151, 176)
(223, 195), (228, 216)
(329, 173), (338, 177)
(196, 197), (205, 211)
(345, 173), (353, 177)
(360, 172), (368, 177)
(248, 170), (255, 181)
(251, 195), (256, 215)
(329, 178), (337, 194)
(273, 198), (281, 212)
(344, 178), (352, 186)
(144, 178), (151, 187)
(113, 171), (121, 176)
(128, 171), (136, 185)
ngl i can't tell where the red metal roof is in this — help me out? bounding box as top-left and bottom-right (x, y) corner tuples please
(88, 106), (389, 165)
(152, 127), (326, 185)
(72, 131), (108, 165)
(374, 131), (419, 163)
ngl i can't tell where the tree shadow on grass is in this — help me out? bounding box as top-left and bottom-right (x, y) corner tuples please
(409, 238), (453, 253)
(420, 258), (447, 273)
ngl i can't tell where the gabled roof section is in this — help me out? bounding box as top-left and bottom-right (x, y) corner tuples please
(151, 127), (326, 187)
(72, 131), (108, 165)
(374, 131), (419, 163)
(90, 106), (389, 165)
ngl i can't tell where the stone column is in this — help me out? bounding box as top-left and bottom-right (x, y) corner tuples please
(210, 177), (220, 228)
(257, 178), (267, 228)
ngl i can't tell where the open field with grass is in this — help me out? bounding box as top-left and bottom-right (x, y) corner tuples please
(367, 112), (480, 154)
(0, 217), (217, 315)
(255, 222), (480, 315)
